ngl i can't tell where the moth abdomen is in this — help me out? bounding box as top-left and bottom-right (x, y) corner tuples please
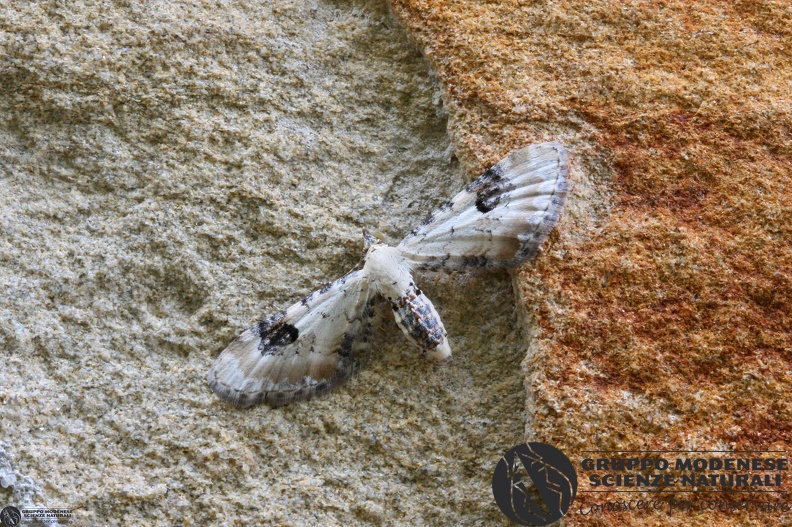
(390, 283), (451, 361)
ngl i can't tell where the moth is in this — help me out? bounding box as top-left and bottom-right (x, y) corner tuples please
(208, 142), (569, 407)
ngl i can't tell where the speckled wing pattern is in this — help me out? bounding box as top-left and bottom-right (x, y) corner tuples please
(397, 142), (568, 271)
(208, 142), (568, 407)
(208, 271), (373, 407)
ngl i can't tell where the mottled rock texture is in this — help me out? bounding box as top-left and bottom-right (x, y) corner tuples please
(3, 0), (791, 525)
(1, 0), (535, 525)
(390, 0), (792, 525)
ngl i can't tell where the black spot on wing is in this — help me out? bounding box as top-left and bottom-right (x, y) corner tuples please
(475, 194), (500, 213)
(473, 165), (513, 214)
(259, 322), (299, 355)
(463, 163), (516, 214)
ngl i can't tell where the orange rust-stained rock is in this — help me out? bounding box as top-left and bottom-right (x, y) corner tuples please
(390, 0), (791, 525)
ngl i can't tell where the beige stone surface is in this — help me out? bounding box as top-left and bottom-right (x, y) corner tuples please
(0, 0), (536, 525)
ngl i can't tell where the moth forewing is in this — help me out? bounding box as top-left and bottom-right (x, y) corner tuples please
(207, 270), (372, 407)
(396, 142), (568, 271)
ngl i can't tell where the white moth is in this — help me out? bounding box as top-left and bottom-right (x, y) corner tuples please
(208, 142), (569, 407)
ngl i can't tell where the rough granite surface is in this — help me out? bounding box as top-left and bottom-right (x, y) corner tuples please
(390, 0), (792, 525)
(3, 0), (791, 526)
(1, 0), (536, 525)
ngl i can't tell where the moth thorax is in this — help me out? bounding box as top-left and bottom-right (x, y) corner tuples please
(363, 243), (412, 298)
